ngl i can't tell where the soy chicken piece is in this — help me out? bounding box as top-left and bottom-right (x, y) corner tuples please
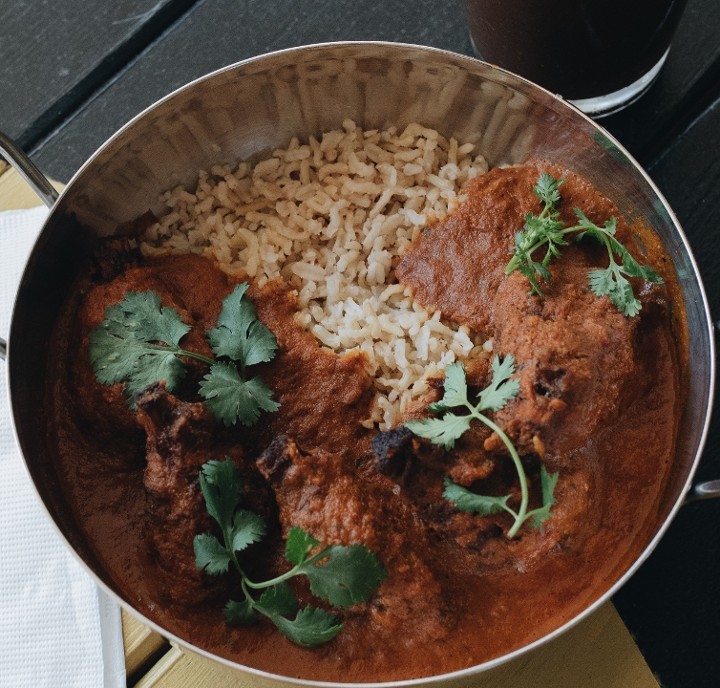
(256, 435), (451, 644)
(135, 383), (237, 608)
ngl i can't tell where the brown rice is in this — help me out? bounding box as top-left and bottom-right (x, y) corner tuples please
(141, 119), (491, 428)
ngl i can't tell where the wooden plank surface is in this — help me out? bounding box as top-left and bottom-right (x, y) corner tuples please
(0, 0), (197, 148)
(122, 610), (168, 681)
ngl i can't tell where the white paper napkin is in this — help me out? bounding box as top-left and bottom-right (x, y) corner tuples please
(0, 207), (126, 688)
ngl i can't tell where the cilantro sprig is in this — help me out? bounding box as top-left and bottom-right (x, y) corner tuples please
(193, 459), (387, 647)
(405, 356), (557, 538)
(88, 283), (279, 426)
(505, 172), (663, 316)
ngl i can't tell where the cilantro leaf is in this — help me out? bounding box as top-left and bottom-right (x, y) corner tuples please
(506, 173), (662, 316)
(589, 265), (642, 316)
(194, 461), (385, 647)
(207, 283), (278, 368)
(200, 284), (280, 426)
(107, 290), (192, 346)
(199, 458), (243, 533)
(443, 478), (511, 516)
(230, 509), (266, 553)
(405, 412), (472, 450)
(224, 598), (257, 626)
(88, 291), (192, 403)
(527, 466), (559, 528)
(199, 362), (280, 427)
(194, 458), (265, 585)
(301, 544), (387, 609)
(193, 533), (232, 575)
(268, 606), (343, 648)
(285, 527), (319, 566)
(533, 172), (563, 206)
(256, 582), (299, 619)
(477, 354), (520, 412)
(429, 361), (468, 411)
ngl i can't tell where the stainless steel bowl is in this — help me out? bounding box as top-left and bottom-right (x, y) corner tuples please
(1, 41), (717, 687)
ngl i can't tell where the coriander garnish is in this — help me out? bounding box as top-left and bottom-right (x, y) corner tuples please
(193, 459), (386, 647)
(88, 283), (279, 426)
(505, 172), (663, 316)
(405, 356), (557, 538)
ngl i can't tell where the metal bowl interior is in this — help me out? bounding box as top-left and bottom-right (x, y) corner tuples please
(7, 42), (715, 687)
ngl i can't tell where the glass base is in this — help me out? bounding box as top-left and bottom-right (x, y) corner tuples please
(569, 49), (670, 118)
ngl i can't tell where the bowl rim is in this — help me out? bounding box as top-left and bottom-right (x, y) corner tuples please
(9, 39), (716, 687)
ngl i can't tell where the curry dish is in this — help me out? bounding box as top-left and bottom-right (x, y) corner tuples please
(46, 160), (683, 681)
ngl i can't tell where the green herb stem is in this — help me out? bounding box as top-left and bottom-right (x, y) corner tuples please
(240, 576), (255, 606)
(140, 341), (217, 368)
(244, 547), (332, 590)
(174, 347), (217, 367)
(243, 568), (298, 590)
(505, 225), (579, 276)
(597, 232), (617, 267)
(466, 407), (529, 538)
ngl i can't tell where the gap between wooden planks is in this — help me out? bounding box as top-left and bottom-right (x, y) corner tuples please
(0, 166), (659, 688)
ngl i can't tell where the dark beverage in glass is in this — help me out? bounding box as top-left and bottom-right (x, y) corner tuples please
(465, 0), (689, 116)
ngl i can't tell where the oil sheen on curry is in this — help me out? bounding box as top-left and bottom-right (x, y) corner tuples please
(46, 161), (683, 681)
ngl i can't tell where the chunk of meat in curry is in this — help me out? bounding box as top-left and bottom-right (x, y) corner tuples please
(257, 435), (451, 644)
(396, 161), (665, 460)
(135, 383), (233, 608)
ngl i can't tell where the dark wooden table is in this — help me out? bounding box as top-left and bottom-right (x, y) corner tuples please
(2, 1), (719, 686)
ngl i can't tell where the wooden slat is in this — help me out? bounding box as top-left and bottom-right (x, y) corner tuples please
(122, 610), (168, 680)
(0, 0), (196, 148)
(133, 604), (658, 688)
(0, 164), (63, 207)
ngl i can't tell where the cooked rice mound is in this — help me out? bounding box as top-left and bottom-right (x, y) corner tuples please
(141, 120), (491, 428)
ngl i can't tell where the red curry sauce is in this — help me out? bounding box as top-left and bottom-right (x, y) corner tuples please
(45, 161), (683, 681)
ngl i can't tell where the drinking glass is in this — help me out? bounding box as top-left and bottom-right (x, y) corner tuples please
(465, 0), (689, 117)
